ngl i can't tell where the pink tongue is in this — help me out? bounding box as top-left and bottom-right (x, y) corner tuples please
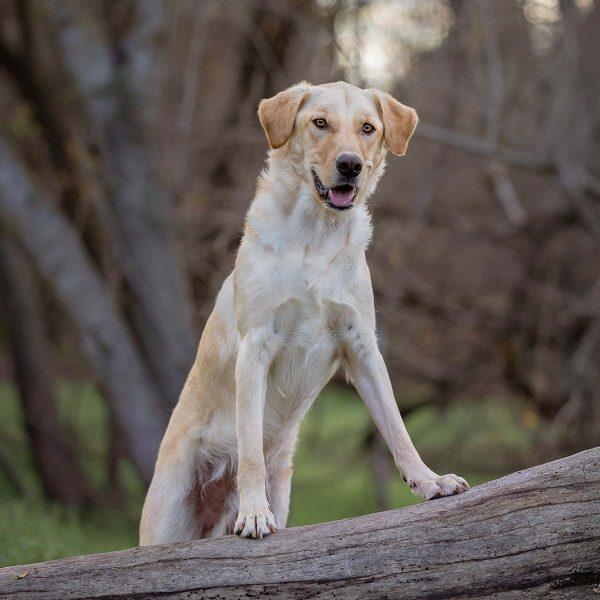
(328, 188), (353, 207)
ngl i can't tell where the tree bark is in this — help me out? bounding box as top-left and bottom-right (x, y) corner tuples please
(1, 448), (598, 599)
(0, 137), (167, 482)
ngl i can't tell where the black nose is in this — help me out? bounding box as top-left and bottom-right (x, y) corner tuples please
(336, 153), (363, 178)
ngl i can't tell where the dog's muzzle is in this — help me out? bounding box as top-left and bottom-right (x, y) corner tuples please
(311, 169), (357, 210)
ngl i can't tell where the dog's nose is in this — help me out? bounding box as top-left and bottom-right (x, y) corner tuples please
(336, 153), (363, 178)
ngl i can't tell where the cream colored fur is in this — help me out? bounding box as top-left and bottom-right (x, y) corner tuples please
(139, 81), (468, 544)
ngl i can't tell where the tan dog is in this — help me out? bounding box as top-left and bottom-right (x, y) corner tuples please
(139, 81), (468, 544)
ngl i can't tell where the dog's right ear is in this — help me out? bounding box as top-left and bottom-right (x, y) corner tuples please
(372, 90), (418, 156)
(258, 81), (312, 149)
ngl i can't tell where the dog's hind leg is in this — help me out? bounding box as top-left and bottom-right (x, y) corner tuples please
(141, 432), (238, 544)
(139, 433), (201, 546)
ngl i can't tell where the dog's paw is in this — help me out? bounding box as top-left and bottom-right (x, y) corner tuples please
(407, 473), (469, 500)
(234, 508), (277, 539)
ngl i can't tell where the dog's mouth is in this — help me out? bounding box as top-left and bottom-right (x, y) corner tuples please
(311, 169), (356, 211)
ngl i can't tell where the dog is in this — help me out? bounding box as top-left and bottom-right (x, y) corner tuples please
(139, 81), (468, 544)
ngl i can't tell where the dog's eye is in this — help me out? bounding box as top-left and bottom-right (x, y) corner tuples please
(362, 123), (375, 134)
(313, 118), (327, 129)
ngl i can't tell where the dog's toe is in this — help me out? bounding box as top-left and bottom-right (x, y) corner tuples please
(234, 509), (277, 539)
(436, 475), (463, 496)
(408, 473), (470, 500)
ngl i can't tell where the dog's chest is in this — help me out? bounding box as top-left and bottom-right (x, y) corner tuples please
(267, 245), (355, 403)
(279, 243), (354, 334)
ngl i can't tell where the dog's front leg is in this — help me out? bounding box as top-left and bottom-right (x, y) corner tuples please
(234, 329), (278, 538)
(343, 326), (469, 500)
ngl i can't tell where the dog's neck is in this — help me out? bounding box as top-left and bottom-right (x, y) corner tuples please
(245, 151), (373, 256)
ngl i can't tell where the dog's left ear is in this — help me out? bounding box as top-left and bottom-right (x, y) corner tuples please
(372, 91), (418, 156)
(258, 81), (312, 149)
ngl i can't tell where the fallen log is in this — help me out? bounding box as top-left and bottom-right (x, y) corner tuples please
(1, 448), (599, 599)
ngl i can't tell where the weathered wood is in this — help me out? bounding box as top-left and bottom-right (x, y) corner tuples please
(1, 448), (599, 599)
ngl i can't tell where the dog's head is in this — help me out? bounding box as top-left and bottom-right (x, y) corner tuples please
(258, 81), (418, 212)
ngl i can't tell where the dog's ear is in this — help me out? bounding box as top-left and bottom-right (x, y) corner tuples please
(372, 91), (418, 156)
(258, 82), (312, 149)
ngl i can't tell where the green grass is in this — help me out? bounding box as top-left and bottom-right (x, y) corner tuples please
(289, 387), (535, 526)
(0, 380), (542, 567)
(0, 501), (137, 567)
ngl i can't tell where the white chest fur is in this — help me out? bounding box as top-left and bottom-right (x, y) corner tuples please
(236, 194), (375, 433)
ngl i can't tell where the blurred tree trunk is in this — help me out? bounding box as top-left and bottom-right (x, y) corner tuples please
(0, 237), (92, 506)
(0, 431), (25, 496)
(47, 1), (196, 409)
(0, 1), (196, 413)
(105, 413), (126, 506)
(0, 1), (204, 487)
(0, 137), (168, 483)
